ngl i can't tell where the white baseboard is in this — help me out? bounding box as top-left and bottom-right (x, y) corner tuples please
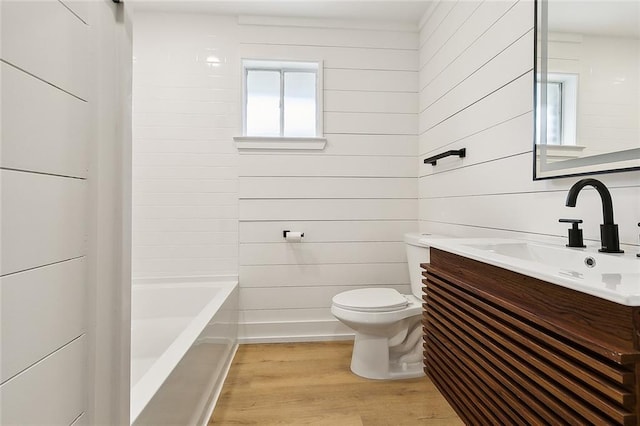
(238, 334), (355, 344)
(237, 319), (355, 344)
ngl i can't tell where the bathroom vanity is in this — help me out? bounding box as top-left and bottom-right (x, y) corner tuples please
(421, 243), (640, 425)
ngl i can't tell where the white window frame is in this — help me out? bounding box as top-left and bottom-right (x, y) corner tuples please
(235, 59), (326, 150)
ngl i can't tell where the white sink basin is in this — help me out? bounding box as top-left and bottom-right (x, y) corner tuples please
(462, 241), (638, 274)
(421, 237), (640, 306)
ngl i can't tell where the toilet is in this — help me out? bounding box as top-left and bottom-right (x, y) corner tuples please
(331, 232), (432, 380)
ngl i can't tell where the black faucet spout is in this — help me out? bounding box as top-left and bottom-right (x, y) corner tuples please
(565, 178), (623, 253)
(565, 178), (615, 224)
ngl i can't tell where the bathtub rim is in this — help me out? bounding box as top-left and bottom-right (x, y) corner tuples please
(129, 278), (238, 424)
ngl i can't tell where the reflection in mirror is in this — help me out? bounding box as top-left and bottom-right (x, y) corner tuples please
(535, 0), (640, 179)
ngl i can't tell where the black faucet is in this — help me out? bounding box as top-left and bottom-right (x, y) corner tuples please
(565, 178), (624, 253)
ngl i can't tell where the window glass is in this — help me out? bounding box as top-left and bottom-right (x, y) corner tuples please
(246, 70), (281, 137)
(536, 81), (564, 145)
(546, 81), (563, 145)
(283, 72), (316, 137)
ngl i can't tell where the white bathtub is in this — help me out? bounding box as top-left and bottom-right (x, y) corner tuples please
(130, 279), (238, 425)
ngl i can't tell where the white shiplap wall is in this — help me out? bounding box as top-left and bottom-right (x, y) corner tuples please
(132, 14), (240, 279)
(237, 17), (419, 342)
(418, 1), (640, 249)
(2, 2), (132, 424)
(0, 1), (89, 423)
(133, 13), (419, 341)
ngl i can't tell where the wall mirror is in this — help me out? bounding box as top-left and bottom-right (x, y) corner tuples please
(534, 0), (640, 180)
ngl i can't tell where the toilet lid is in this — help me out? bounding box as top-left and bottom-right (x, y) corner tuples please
(332, 288), (409, 312)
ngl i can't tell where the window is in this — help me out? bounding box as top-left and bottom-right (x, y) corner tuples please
(242, 59), (322, 139)
(536, 73), (577, 146)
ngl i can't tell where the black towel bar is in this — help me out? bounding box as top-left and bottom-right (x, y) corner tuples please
(423, 148), (466, 165)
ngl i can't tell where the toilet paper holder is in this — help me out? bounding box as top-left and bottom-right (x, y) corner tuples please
(283, 230), (304, 238)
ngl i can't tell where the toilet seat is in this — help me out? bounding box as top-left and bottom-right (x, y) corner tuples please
(332, 288), (409, 312)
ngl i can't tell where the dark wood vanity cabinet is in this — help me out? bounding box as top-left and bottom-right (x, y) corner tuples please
(422, 248), (640, 425)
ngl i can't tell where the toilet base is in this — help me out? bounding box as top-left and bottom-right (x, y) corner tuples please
(350, 332), (425, 380)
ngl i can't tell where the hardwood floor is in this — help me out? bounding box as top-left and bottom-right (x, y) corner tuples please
(209, 341), (462, 425)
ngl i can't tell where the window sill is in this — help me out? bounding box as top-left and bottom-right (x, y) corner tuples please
(234, 136), (327, 151)
(536, 144), (586, 160)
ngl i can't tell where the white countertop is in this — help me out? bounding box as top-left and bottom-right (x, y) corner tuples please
(420, 237), (640, 306)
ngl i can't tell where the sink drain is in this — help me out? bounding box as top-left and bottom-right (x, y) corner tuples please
(584, 256), (596, 268)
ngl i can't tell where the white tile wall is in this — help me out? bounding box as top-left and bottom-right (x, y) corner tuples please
(418, 0), (640, 249)
(132, 13), (240, 279)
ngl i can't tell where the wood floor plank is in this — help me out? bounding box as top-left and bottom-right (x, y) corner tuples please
(209, 341), (462, 425)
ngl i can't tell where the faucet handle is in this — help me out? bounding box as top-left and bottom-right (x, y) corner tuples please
(559, 218), (586, 248)
(559, 218), (583, 224)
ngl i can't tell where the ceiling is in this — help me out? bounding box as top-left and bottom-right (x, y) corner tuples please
(131, 0), (433, 25)
(548, 1), (640, 38)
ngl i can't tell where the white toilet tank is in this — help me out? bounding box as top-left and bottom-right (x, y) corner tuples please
(404, 233), (431, 298)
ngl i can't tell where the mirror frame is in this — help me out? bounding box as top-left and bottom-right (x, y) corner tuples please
(533, 0), (640, 180)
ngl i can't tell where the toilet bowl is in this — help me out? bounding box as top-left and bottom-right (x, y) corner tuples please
(331, 232), (433, 380)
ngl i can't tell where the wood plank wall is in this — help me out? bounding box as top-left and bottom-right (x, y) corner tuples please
(0, 1), (90, 423)
(418, 0), (640, 248)
(237, 17), (419, 342)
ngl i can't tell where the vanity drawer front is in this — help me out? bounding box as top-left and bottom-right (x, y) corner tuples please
(421, 254), (640, 426)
